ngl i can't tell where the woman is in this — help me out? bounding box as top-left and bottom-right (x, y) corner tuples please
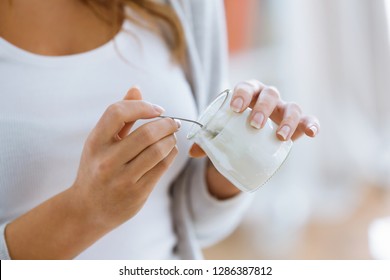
(0, 0), (319, 259)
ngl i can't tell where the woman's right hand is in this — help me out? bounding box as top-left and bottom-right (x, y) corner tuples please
(4, 87), (180, 260)
(71, 87), (180, 230)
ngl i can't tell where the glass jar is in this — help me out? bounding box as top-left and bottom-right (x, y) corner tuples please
(187, 89), (293, 192)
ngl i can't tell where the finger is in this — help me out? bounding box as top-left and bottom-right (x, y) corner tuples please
(249, 86), (281, 129)
(134, 143), (179, 187)
(118, 87), (143, 139)
(230, 80), (265, 113)
(291, 115), (320, 141)
(92, 100), (165, 145)
(125, 134), (177, 183)
(189, 143), (206, 158)
(111, 118), (180, 164)
(275, 102), (302, 141)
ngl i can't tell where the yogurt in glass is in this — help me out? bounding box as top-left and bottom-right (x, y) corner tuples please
(187, 89), (292, 192)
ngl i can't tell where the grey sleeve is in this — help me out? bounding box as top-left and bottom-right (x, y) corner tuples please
(170, 158), (252, 258)
(187, 158), (252, 247)
(170, 0), (253, 253)
(0, 223), (11, 260)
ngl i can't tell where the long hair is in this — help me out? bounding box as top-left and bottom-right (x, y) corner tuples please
(82, 0), (186, 64)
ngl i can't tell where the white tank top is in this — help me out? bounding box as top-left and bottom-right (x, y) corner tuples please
(0, 19), (198, 259)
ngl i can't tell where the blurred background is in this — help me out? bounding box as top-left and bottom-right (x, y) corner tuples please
(204, 0), (390, 259)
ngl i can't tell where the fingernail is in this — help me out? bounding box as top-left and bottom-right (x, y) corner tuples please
(308, 125), (318, 136)
(250, 112), (265, 129)
(277, 125), (291, 140)
(231, 97), (244, 113)
(152, 104), (165, 115)
(174, 119), (181, 129)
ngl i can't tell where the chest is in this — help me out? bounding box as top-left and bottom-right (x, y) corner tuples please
(0, 21), (198, 220)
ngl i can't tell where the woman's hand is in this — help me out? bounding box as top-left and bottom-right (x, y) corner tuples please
(5, 87), (180, 259)
(230, 80), (319, 140)
(189, 80), (320, 199)
(72, 87), (180, 230)
(189, 80), (320, 157)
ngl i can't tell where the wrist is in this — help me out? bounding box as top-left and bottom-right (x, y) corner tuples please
(68, 183), (115, 234)
(205, 159), (241, 200)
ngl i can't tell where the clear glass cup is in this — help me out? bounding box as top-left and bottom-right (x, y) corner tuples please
(187, 89), (293, 192)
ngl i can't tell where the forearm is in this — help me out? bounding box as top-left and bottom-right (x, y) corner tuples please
(206, 159), (241, 199)
(5, 187), (109, 260)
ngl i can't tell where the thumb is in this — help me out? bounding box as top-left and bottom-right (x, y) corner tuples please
(124, 86), (142, 101)
(118, 86), (143, 139)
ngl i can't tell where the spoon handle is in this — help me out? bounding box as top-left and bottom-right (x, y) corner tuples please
(159, 115), (203, 128)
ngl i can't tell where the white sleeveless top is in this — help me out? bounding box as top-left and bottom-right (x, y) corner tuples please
(0, 19), (198, 259)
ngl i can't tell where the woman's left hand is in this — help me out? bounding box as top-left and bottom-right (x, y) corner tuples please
(189, 79), (320, 157)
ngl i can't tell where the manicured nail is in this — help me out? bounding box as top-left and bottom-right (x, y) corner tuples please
(152, 104), (165, 114)
(231, 97), (244, 113)
(250, 112), (265, 129)
(174, 119), (181, 129)
(308, 125), (318, 136)
(277, 125), (291, 140)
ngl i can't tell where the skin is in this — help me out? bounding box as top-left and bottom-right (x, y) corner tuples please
(0, 0), (320, 259)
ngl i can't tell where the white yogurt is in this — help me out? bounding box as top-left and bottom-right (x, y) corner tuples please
(188, 90), (292, 192)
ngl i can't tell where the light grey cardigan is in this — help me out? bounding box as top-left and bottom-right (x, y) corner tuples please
(0, 0), (252, 260)
(168, 0), (252, 259)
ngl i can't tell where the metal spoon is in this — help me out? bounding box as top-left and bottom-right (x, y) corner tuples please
(158, 115), (204, 128)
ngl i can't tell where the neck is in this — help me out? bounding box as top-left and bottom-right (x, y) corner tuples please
(0, 0), (122, 56)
